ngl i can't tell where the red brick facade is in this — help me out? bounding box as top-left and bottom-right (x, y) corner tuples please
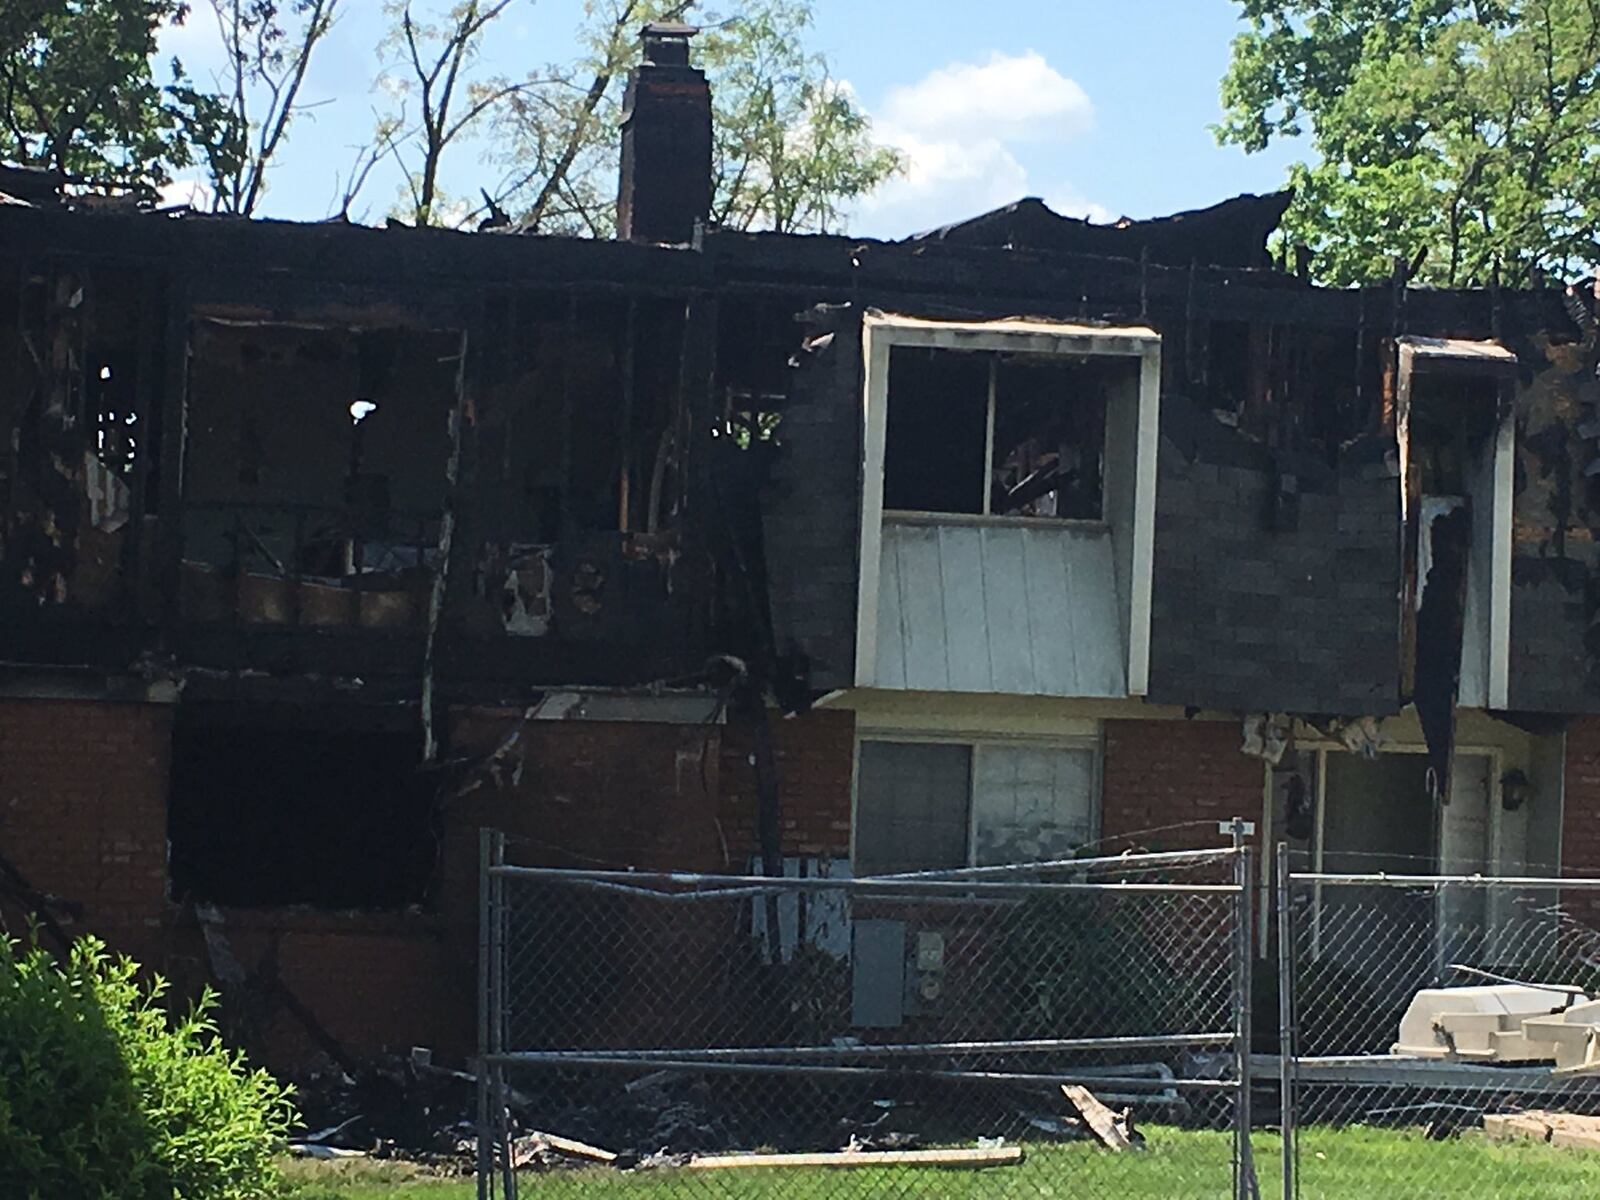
(1101, 717), (1265, 853)
(717, 708), (856, 864)
(0, 699), (172, 967)
(42, 701), (1600, 1072)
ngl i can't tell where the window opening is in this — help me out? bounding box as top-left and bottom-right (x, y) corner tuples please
(168, 720), (436, 909)
(882, 347), (1118, 520)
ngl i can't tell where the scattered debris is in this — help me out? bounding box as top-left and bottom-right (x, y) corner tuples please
(1025, 1113), (1086, 1137)
(525, 1131), (618, 1164)
(287, 1144), (368, 1160)
(1485, 1111), (1600, 1151)
(687, 1145), (1024, 1170)
(1062, 1084), (1138, 1151)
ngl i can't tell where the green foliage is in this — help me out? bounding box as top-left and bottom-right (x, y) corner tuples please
(696, 0), (903, 233)
(1219, 1), (1600, 285)
(0, 933), (295, 1200)
(0, 0), (202, 195)
(492, 0), (902, 236)
(374, 0), (521, 227)
(991, 895), (1185, 1039)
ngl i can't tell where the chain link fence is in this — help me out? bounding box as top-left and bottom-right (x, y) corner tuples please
(1278, 846), (1600, 1198)
(475, 830), (1255, 1198)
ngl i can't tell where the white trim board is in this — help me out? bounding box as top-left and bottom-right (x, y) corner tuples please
(854, 312), (1161, 698)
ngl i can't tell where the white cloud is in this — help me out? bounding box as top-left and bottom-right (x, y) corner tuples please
(852, 51), (1104, 239)
(878, 51), (1093, 145)
(158, 177), (213, 211)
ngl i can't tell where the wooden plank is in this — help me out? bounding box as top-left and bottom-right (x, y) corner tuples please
(1545, 1112), (1600, 1151)
(529, 1130), (619, 1163)
(1484, 1113), (1552, 1144)
(1550, 1126), (1600, 1152)
(1062, 1084), (1132, 1152)
(689, 1146), (1023, 1170)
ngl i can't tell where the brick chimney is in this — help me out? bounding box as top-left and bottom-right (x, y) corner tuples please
(617, 23), (712, 244)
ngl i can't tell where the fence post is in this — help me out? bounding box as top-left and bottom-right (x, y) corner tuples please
(1276, 839), (1296, 1200)
(491, 831), (515, 1200)
(476, 828), (492, 1200)
(1230, 819), (1258, 1200)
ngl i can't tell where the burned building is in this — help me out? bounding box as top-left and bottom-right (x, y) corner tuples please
(2, 25), (1600, 1064)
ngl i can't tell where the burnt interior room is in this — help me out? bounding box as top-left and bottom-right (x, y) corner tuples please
(486, 292), (688, 542)
(167, 708), (436, 909)
(0, 259), (163, 614)
(180, 320), (461, 626)
(1199, 319), (1374, 459)
(1410, 372), (1501, 497)
(882, 346), (1116, 519)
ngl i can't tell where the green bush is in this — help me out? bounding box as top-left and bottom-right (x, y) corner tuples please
(0, 933), (296, 1200)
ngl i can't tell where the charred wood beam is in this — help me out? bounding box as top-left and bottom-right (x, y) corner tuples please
(618, 299), (637, 531)
(558, 293), (578, 543)
(156, 273), (190, 648)
(1416, 506), (1471, 801)
(422, 330), (470, 763)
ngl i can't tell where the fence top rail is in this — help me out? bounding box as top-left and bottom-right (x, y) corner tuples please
(485, 863), (1242, 897)
(516, 1033), (1237, 1063)
(869, 845), (1243, 881)
(1289, 870), (1600, 889)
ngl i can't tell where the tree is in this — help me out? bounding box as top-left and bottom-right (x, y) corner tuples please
(489, 0), (901, 236)
(373, 0), (529, 227)
(0, 0), (195, 196)
(178, 0), (343, 215)
(700, 0), (901, 233)
(1219, 1), (1600, 286)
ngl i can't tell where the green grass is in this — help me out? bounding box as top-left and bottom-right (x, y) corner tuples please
(279, 1126), (1600, 1199)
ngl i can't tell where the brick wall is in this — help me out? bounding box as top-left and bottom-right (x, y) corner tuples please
(0, 698), (1271, 1068)
(718, 707), (856, 865)
(445, 711), (727, 875)
(0, 698), (751, 1070)
(0, 699), (172, 966)
(1101, 717), (1264, 853)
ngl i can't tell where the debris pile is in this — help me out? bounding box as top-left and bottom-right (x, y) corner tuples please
(284, 1050), (1153, 1175)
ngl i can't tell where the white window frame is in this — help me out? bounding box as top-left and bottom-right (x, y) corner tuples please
(856, 313), (1161, 695)
(1396, 336), (1516, 709)
(849, 730), (1104, 874)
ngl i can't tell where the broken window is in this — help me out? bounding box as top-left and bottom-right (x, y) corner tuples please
(881, 347), (1119, 520)
(992, 357), (1107, 519)
(854, 738), (1098, 874)
(168, 715), (436, 909)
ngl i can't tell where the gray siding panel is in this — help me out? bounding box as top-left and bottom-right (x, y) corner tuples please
(1147, 403), (1402, 715)
(762, 308), (863, 690)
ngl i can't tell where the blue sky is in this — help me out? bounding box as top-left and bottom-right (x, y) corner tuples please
(158, 0), (1307, 237)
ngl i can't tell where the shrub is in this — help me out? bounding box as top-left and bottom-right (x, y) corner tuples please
(0, 933), (296, 1200)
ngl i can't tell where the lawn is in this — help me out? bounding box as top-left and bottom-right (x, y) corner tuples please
(278, 1125), (1600, 1198)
